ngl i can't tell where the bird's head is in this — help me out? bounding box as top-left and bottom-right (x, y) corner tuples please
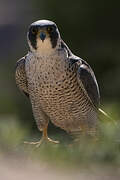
(27, 20), (61, 55)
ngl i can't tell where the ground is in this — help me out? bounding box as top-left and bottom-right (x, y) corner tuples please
(0, 155), (120, 180)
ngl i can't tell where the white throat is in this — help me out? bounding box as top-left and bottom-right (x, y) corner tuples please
(37, 38), (53, 54)
(29, 38), (56, 57)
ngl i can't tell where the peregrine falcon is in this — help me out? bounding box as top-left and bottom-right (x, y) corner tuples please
(15, 20), (100, 146)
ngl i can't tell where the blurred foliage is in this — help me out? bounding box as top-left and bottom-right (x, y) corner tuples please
(0, 105), (120, 168)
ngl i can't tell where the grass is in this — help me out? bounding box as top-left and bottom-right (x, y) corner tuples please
(0, 103), (120, 169)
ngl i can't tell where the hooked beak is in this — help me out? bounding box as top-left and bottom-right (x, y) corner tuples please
(40, 32), (46, 42)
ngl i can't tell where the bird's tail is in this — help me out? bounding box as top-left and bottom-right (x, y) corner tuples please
(98, 108), (117, 126)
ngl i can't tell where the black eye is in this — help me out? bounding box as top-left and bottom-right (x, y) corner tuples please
(31, 27), (38, 35)
(47, 26), (55, 32)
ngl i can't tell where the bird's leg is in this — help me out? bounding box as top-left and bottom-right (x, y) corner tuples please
(24, 125), (59, 147)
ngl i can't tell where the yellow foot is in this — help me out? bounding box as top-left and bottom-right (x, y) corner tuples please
(24, 125), (59, 147)
(24, 137), (59, 147)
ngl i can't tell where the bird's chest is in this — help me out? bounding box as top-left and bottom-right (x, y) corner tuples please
(25, 54), (76, 103)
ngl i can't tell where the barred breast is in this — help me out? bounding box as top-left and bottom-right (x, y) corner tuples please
(25, 52), (97, 134)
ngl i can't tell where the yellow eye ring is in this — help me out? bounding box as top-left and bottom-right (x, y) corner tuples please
(31, 27), (37, 34)
(47, 26), (54, 32)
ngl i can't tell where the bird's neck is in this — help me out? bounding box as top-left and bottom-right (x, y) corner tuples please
(29, 38), (62, 57)
(36, 38), (54, 56)
(28, 44), (67, 71)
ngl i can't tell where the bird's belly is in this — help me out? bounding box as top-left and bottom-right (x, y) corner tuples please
(28, 72), (97, 133)
(26, 57), (97, 133)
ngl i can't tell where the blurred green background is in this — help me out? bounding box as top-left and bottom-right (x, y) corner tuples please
(0, 0), (120, 168)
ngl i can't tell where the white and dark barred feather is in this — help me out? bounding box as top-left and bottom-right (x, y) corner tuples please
(15, 56), (29, 97)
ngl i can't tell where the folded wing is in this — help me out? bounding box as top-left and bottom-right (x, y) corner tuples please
(15, 56), (29, 97)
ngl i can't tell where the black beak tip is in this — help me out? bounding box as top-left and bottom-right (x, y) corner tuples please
(40, 32), (46, 41)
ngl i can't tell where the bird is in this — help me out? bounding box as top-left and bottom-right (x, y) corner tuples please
(15, 20), (100, 146)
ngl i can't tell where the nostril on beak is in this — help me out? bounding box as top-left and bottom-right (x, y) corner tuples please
(40, 32), (46, 41)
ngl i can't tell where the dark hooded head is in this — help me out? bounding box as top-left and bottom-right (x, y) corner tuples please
(27, 20), (60, 53)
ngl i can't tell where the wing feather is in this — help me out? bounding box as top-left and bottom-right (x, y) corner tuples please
(76, 59), (100, 107)
(15, 56), (29, 97)
(61, 40), (100, 107)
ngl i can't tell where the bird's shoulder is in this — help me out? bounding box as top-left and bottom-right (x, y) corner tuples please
(61, 40), (82, 64)
(15, 55), (28, 69)
(61, 40), (100, 107)
(15, 55), (29, 98)
(77, 59), (100, 107)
